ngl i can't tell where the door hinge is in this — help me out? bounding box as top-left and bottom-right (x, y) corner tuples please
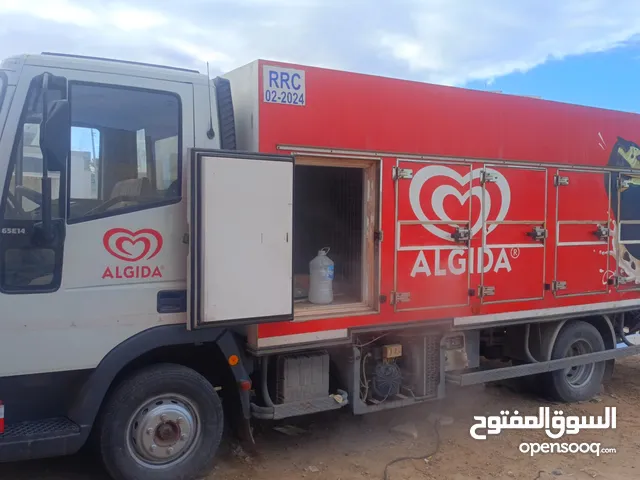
(480, 170), (499, 184)
(526, 226), (548, 241)
(552, 280), (567, 292)
(451, 225), (470, 244)
(392, 167), (413, 180)
(374, 230), (384, 242)
(390, 292), (411, 304)
(592, 224), (610, 241)
(478, 285), (495, 298)
(554, 175), (569, 187)
(182, 233), (190, 245)
(614, 276), (629, 287)
(618, 175), (632, 190)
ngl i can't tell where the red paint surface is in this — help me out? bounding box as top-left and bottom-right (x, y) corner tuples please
(253, 60), (640, 341)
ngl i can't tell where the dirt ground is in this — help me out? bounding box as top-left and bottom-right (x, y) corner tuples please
(2, 357), (640, 480)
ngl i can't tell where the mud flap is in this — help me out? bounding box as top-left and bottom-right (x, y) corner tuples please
(215, 330), (256, 450)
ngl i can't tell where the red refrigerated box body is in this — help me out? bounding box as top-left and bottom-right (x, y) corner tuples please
(225, 60), (640, 349)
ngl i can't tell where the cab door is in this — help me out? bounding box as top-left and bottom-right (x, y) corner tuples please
(0, 63), (194, 378)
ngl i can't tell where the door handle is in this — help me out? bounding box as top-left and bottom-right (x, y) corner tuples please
(526, 226), (547, 241)
(592, 224), (610, 241)
(157, 290), (187, 314)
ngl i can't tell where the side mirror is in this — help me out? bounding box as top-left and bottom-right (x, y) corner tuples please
(40, 99), (70, 173)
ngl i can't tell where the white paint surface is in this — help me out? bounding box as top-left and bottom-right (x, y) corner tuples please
(0, 60), (196, 377)
(199, 155), (293, 322)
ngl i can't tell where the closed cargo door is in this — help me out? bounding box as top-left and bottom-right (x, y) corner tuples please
(393, 160), (473, 311)
(478, 165), (547, 304)
(614, 173), (640, 291)
(553, 170), (611, 297)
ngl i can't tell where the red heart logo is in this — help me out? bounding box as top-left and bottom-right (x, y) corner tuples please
(409, 165), (511, 241)
(103, 228), (163, 262)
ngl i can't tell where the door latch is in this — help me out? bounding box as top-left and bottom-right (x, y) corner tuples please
(451, 226), (470, 244)
(614, 276), (629, 286)
(618, 175), (632, 190)
(526, 226), (547, 241)
(592, 224), (610, 241)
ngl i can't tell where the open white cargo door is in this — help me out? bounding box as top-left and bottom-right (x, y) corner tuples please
(189, 150), (294, 328)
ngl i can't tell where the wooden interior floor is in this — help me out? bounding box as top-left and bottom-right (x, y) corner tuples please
(293, 275), (372, 319)
(294, 292), (361, 309)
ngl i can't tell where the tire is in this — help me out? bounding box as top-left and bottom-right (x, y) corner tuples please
(97, 363), (224, 480)
(543, 321), (606, 403)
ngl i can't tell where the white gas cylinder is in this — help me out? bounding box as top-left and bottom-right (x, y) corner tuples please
(308, 247), (334, 305)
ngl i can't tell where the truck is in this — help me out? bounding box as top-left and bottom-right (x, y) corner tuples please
(1, 52), (640, 480)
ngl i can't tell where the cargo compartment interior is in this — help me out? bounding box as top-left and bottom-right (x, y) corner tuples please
(293, 157), (379, 319)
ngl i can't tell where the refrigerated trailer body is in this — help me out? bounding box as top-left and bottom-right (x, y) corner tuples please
(1, 53), (640, 480)
(226, 60), (640, 349)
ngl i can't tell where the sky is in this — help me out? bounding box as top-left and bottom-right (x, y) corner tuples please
(1, 0), (640, 112)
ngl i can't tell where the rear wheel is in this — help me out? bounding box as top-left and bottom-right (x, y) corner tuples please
(98, 363), (224, 480)
(544, 321), (605, 402)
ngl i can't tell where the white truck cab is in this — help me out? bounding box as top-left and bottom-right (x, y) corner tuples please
(0, 53), (218, 377)
(0, 53), (258, 480)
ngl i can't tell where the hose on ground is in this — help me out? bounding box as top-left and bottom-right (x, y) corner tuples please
(383, 418), (441, 480)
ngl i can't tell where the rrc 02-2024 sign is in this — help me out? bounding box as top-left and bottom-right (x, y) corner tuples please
(262, 65), (306, 106)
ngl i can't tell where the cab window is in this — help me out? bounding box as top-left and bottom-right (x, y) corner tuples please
(68, 83), (181, 222)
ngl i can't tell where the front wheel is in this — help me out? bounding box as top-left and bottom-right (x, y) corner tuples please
(97, 363), (224, 480)
(543, 321), (606, 403)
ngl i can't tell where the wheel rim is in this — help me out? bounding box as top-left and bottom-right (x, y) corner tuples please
(126, 393), (200, 469)
(563, 339), (594, 388)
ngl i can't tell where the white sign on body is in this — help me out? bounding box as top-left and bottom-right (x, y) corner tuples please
(262, 65), (306, 106)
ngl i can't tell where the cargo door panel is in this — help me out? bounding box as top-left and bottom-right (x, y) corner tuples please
(614, 173), (640, 291)
(393, 160), (473, 311)
(188, 150), (294, 328)
(554, 170), (611, 297)
(479, 165), (547, 304)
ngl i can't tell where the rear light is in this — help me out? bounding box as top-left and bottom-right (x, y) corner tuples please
(0, 401), (4, 434)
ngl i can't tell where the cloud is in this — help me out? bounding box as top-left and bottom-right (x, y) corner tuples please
(377, 0), (640, 85)
(0, 0), (639, 85)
